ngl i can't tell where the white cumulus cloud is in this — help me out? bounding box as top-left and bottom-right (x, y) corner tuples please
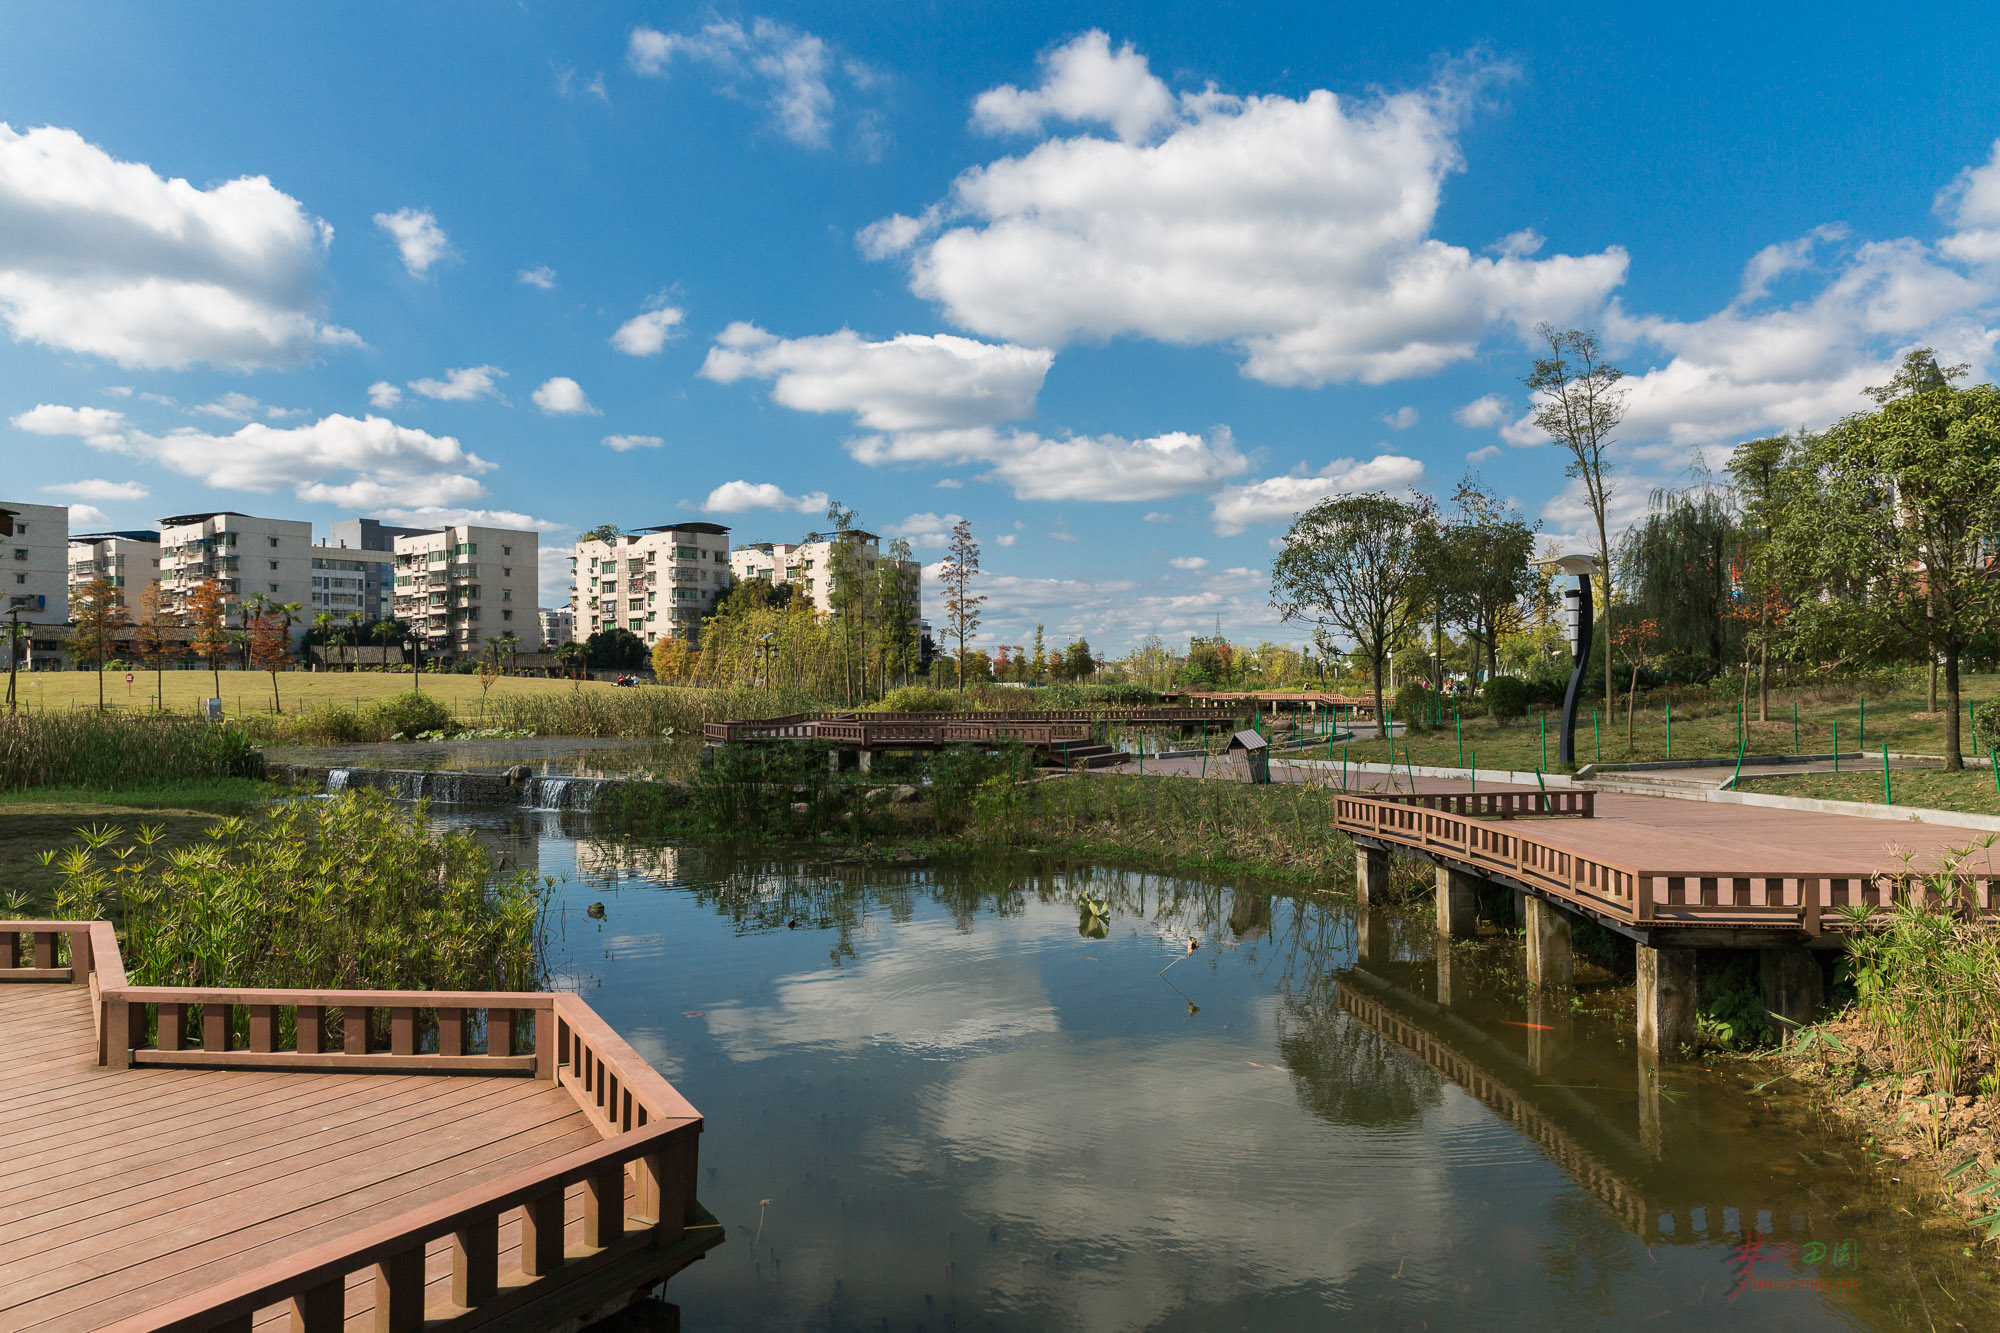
(1210, 455), (1427, 535)
(67, 504), (111, 529)
(611, 303), (686, 356)
(373, 207), (454, 276)
(518, 264), (557, 289)
(367, 381), (402, 409)
(602, 433), (664, 451)
(702, 480), (830, 514)
(629, 18), (838, 148)
(701, 323), (1053, 431)
(1452, 394), (1510, 428)
(886, 511), (966, 550)
(532, 376), (598, 415)
(42, 477), (148, 502)
(1167, 555), (1208, 570)
(410, 365), (505, 402)
(15, 404), (497, 510)
(1381, 405), (1419, 430)
(865, 41), (1627, 386)
(971, 30), (1177, 143)
(0, 123), (353, 369)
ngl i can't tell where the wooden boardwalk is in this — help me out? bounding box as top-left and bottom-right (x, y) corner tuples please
(1, 922), (720, 1332)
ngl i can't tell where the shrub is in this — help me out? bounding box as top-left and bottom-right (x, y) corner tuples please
(869, 687), (965, 713)
(1974, 700), (2000, 754)
(33, 789), (550, 993)
(288, 703), (372, 744)
(1483, 675), (1531, 722)
(1392, 680), (1435, 729)
(363, 691), (455, 740)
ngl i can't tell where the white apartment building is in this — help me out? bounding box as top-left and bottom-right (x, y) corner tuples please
(158, 512), (312, 631)
(392, 525), (540, 658)
(310, 543), (396, 625)
(571, 523), (732, 647)
(538, 607), (574, 646)
(729, 529), (920, 619)
(67, 531), (161, 619)
(1, 500), (70, 629)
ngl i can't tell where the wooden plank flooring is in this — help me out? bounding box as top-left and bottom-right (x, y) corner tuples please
(0, 985), (605, 1332)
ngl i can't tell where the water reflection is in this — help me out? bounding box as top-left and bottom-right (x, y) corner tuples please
(268, 735), (693, 778)
(445, 813), (1998, 1330)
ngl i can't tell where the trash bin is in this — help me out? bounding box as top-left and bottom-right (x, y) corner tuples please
(1227, 729), (1270, 785)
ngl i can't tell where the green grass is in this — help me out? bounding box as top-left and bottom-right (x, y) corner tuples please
(1318, 672), (2000, 774)
(1741, 768), (2000, 816)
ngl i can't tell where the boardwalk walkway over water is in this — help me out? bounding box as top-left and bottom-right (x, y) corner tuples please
(1, 921), (719, 1332)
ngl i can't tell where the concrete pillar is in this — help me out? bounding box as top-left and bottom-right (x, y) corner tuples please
(1526, 992), (1572, 1076)
(1512, 890), (1527, 930)
(1636, 1051), (1665, 1157)
(1525, 896), (1573, 990)
(1435, 944), (1458, 1008)
(1355, 846), (1391, 909)
(828, 749), (843, 774)
(1435, 865), (1478, 940)
(1636, 945), (1697, 1056)
(857, 749), (874, 775)
(1759, 950), (1823, 1029)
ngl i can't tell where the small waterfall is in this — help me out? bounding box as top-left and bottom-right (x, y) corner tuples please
(525, 776), (612, 811)
(326, 768), (351, 793)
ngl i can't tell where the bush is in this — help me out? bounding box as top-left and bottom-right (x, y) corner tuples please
(363, 691), (455, 740)
(1483, 675), (1531, 722)
(869, 687), (965, 713)
(288, 703), (372, 744)
(1392, 680), (1436, 729)
(1974, 700), (2000, 754)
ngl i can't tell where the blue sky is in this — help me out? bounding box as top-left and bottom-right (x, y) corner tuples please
(4, 3), (1999, 652)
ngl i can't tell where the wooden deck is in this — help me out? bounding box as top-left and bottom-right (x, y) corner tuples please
(1, 922), (720, 1332)
(1333, 782), (2000, 945)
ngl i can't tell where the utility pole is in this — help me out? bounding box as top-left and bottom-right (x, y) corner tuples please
(5, 602), (27, 715)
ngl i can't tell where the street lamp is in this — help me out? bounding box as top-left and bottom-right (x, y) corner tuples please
(1553, 554), (1597, 768)
(402, 631), (424, 694)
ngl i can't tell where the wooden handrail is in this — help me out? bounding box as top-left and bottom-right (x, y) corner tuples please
(8, 918), (715, 1329)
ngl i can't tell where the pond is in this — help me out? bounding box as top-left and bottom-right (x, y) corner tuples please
(267, 736), (695, 779)
(452, 809), (1998, 1330)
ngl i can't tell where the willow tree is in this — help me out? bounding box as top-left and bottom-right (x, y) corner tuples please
(1776, 349), (2000, 768)
(1270, 492), (1430, 738)
(1618, 486), (1739, 678)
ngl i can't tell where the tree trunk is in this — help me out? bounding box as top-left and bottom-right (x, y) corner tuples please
(1627, 662), (1638, 747)
(271, 672), (282, 715)
(1597, 520), (1613, 728)
(97, 665), (105, 713)
(1944, 648), (1963, 771)
(1757, 613), (1769, 723)
(1929, 658), (1938, 714)
(1371, 653), (1386, 740)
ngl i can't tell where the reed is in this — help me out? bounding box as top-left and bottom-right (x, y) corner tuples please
(29, 788), (550, 993)
(0, 712), (259, 792)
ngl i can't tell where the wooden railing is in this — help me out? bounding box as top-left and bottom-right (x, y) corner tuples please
(703, 706), (1259, 745)
(1359, 789), (1594, 820)
(1332, 795), (2000, 932)
(4, 920), (715, 1331)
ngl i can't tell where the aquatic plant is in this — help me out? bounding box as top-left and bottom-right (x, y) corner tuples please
(0, 712), (259, 792)
(29, 788), (549, 993)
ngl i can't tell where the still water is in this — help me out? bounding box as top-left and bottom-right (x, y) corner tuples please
(268, 736), (692, 778)
(458, 809), (1996, 1331)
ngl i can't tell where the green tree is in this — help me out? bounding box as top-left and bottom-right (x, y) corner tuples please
(1437, 480), (1540, 684)
(1776, 349), (2000, 768)
(1525, 324), (1625, 710)
(1270, 492), (1431, 738)
(579, 523), (622, 544)
(1060, 638), (1095, 682)
(820, 501), (868, 704)
(70, 575), (128, 712)
(940, 518), (984, 692)
(1727, 432), (1797, 721)
(1029, 624), (1047, 684)
(1619, 485), (1739, 678)
(585, 628), (649, 671)
(872, 537), (920, 691)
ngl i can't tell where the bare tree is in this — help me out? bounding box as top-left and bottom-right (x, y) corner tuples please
(940, 518), (985, 693)
(1525, 324), (1625, 714)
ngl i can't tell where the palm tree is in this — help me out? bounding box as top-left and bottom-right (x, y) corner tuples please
(343, 610), (366, 670)
(312, 611), (335, 672)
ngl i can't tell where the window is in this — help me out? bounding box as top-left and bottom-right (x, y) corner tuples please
(269, 561), (279, 571)
(268, 583), (279, 592)
(502, 545), (512, 556)
(501, 589), (511, 601)
(268, 537), (279, 548)
(501, 609), (513, 621)
(12, 574), (22, 584)
(502, 567), (511, 578)
(11, 550), (24, 561)
(14, 523), (23, 533)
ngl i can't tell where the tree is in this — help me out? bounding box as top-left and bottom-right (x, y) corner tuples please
(579, 523), (622, 543)
(1726, 433), (1795, 721)
(585, 627), (648, 672)
(1125, 634), (1175, 691)
(1029, 624), (1047, 685)
(1270, 492), (1430, 738)
(1525, 324), (1625, 712)
(1437, 480), (1540, 683)
(188, 580), (230, 702)
(70, 576), (127, 712)
(872, 538), (920, 692)
(939, 518), (984, 692)
(1619, 485), (1738, 678)
(1061, 638), (1096, 682)
(1776, 349), (2000, 768)
(651, 635), (696, 683)
(246, 610), (292, 713)
(820, 501), (868, 704)
(132, 582), (176, 711)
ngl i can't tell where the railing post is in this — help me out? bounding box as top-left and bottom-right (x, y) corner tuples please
(584, 1162), (626, 1247)
(159, 1002), (184, 1051)
(249, 1005), (276, 1053)
(453, 1213), (500, 1306)
(438, 1007), (465, 1057)
(289, 1277), (344, 1332)
(203, 1002), (230, 1052)
(297, 1004), (323, 1054)
(345, 1005), (369, 1055)
(536, 1006), (556, 1079)
(491, 1008), (515, 1058)
(32, 929), (55, 970)
(390, 1007), (416, 1056)
(69, 925), (92, 985)
(373, 1247), (426, 1332)
(521, 1191), (566, 1276)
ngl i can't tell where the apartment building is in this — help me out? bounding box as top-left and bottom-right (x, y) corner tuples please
(309, 543), (396, 625)
(326, 518), (437, 624)
(538, 607), (574, 646)
(729, 529), (921, 619)
(570, 523), (731, 647)
(158, 512), (312, 631)
(392, 524), (540, 657)
(0, 501), (69, 668)
(66, 531), (161, 619)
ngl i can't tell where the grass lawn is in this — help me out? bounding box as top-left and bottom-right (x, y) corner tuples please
(0, 778), (272, 910)
(5, 669), (628, 723)
(1738, 768), (2000, 818)
(1313, 673), (2000, 775)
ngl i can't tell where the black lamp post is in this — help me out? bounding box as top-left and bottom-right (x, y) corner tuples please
(1555, 555), (1597, 768)
(403, 631), (423, 694)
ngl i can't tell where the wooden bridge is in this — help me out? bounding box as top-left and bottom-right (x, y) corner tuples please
(1332, 781), (2000, 1055)
(703, 707), (1261, 769)
(1, 921), (719, 1332)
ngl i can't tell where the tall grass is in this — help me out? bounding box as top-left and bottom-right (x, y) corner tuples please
(1839, 877), (2000, 1097)
(491, 683), (823, 738)
(31, 788), (549, 993)
(0, 712), (260, 792)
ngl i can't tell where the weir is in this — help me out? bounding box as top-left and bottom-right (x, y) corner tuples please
(267, 761), (679, 812)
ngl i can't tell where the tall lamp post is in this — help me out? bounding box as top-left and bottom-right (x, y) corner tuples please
(1554, 554), (1597, 768)
(403, 631), (424, 695)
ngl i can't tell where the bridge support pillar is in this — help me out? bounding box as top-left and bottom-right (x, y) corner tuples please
(1525, 896), (1573, 990)
(1356, 909), (1391, 966)
(1526, 991), (1571, 1076)
(1512, 890), (1527, 930)
(1435, 866), (1479, 940)
(857, 749), (875, 775)
(1435, 945), (1458, 1008)
(1636, 1051), (1666, 1157)
(1355, 847), (1391, 909)
(1759, 949), (1822, 1029)
(1636, 945), (1696, 1056)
